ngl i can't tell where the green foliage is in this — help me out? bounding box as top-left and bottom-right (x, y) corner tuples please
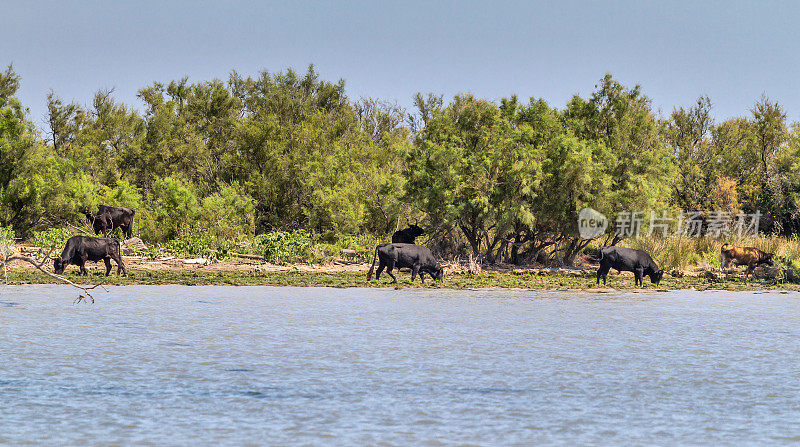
(198, 182), (255, 239)
(32, 228), (73, 254)
(101, 179), (143, 209)
(0, 225), (13, 242)
(254, 230), (312, 264)
(406, 95), (547, 259)
(314, 233), (384, 263)
(0, 225), (14, 255)
(161, 226), (228, 259)
(7, 63), (800, 267)
(144, 176), (199, 241)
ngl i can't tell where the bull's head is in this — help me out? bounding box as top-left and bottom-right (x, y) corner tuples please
(433, 263), (444, 282)
(53, 257), (65, 275)
(408, 223), (425, 238)
(650, 269), (664, 285)
(763, 253), (775, 266)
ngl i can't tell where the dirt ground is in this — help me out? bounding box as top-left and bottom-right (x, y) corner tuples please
(1, 243), (765, 281)
(3, 250), (694, 279)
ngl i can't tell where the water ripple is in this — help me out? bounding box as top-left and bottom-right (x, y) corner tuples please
(2, 286), (800, 445)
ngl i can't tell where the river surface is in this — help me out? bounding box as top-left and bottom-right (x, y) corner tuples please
(2, 286), (800, 445)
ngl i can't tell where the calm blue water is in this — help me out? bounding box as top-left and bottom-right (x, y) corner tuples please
(2, 285), (800, 445)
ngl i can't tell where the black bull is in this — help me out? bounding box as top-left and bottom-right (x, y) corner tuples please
(367, 243), (443, 283)
(596, 246), (663, 287)
(391, 224), (424, 244)
(54, 235), (127, 276)
(86, 205), (135, 239)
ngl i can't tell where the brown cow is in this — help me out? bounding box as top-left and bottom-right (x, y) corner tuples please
(720, 243), (774, 277)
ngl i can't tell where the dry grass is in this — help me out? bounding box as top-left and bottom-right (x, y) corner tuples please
(617, 235), (800, 272)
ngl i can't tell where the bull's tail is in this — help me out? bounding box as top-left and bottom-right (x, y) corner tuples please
(114, 238), (127, 275)
(367, 246), (380, 281)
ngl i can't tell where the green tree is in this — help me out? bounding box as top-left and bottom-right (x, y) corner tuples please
(46, 91), (85, 155)
(662, 96), (717, 211)
(144, 176), (199, 241)
(406, 94), (548, 261)
(751, 95), (788, 230)
(199, 182), (255, 239)
(0, 64), (20, 106)
(564, 75), (674, 239)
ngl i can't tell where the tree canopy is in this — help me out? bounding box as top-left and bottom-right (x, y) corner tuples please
(2, 63), (799, 264)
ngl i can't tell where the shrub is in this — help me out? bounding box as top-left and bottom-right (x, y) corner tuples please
(32, 228), (74, 255)
(198, 183), (255, 240)
(255, 230), (312, 264)
(314, 233), (383, 263)
(777, 236), (800, 260)
(0, 225), (14, 256)
(162, 225), (231, 259)
(101, 179), (142, 210)
(145, 176), (199, 242)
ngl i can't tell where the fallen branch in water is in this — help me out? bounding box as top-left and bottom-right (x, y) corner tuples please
(0, 245), (105, 304)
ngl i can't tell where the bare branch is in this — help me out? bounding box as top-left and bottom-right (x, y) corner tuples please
(0, 251), (103, 304)
(48, 214), (94, 236)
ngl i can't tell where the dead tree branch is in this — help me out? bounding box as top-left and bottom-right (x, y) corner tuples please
(0, 246), (104, 304)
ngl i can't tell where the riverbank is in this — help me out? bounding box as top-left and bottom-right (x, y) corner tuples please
(3, 257), (799, 290)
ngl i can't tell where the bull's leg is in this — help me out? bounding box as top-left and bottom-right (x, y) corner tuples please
(386, 261), (397, 284)
(419, 272), (425, 283)
(720, 257), (726, 273)
(375, 263), (385, 280)
(411, 264), (420, 282)
(635, 268), (644, 287)
(597, 265), (610, 285)
(746, 263), (755, 278)
(79, 262), (87, 276)
(117, 257), (127, 276)
(104, 258), (112, 276)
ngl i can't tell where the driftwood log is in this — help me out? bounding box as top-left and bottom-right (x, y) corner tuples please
(229, 252), (265, 261)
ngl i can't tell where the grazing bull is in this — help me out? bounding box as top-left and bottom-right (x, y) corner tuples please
(596, 246), (664, 287)
(54, 235), (126, 276)
(367, 243), (443, 283)
(720, 243), (774, 277)
(391, 223), (425, 244)
(86, 205), (135, 239)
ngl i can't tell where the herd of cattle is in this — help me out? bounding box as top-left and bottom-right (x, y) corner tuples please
(50, 207), (777, 286)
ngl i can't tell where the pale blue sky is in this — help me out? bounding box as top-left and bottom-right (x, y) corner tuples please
(4, 0), (800, 129)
